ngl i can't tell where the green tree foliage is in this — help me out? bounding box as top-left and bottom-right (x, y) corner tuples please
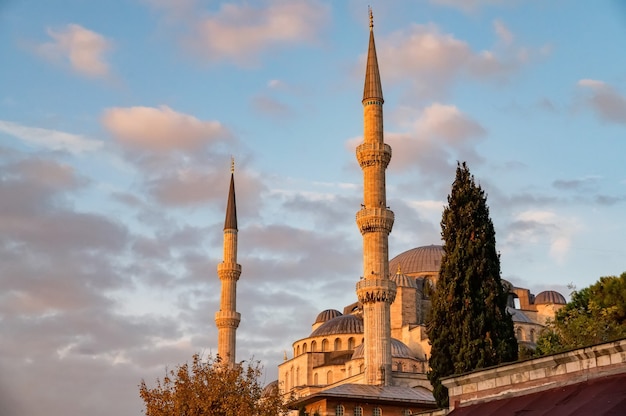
(535, 272), (626, 355)
(139, 354), (288, 416)
(427, 162), (518, 408)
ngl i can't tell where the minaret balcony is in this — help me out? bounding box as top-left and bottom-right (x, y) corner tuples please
(217, 262), (242, 280)
(356, 278), (397, 304)
(356, 207), (394, 235)
(215, 310), (241, 328)
(356, 142), (392, 168)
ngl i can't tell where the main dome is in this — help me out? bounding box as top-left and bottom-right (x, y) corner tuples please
(389, 245), (444, 276)
(310, 314), (364, 337)
(314, 309), (342, 324)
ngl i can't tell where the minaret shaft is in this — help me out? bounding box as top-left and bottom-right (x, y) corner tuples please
(356, 12), (396, 386)
(215, 172), (241, 365)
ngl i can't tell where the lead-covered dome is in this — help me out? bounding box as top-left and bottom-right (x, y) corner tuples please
(389, 245), (444, 276)
(351, 338), (416, 360)
(390, 267), (418, 288)
(314, 309), (342, 324)
(310, 314), (363, 337)
(535, 290), (566, 305)
(507, 306), (533, 323)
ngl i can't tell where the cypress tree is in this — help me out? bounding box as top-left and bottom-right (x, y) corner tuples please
(427, 162), (518, 407)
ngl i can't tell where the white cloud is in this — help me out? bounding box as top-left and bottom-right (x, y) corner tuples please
(505, 210), (580, 264)
(377, 23), (526, 99)
(101, 105), (231, 152)
(0, 120), (103, 154)
(190, 1), (328, 65)
(37, 24), (112, 77)
(577, 79), (626, 124)
(493, 19), (513, 45)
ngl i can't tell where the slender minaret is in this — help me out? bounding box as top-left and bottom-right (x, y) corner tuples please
(355, 8), (396, 386)
(215, 158), (241, 365)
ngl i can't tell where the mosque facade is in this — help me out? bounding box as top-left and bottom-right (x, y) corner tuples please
(215, 10), (567, 416)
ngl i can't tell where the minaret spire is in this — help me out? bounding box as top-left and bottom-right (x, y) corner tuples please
(356, 8), (396, 386)
(215, 159), (241, 365)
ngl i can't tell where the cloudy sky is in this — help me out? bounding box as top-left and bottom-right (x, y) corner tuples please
(2, 0), (626, 414)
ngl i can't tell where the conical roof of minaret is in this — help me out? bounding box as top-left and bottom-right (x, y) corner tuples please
(362, 10), (384, 103)
(224, 169), (237, 231)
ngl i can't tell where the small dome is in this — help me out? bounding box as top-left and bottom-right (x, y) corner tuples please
(390, 267), (418, 288)
(314, 309), (342, 324)
(389, 245), (444, 276)
(507, 306), (533, 323)
(262, 380), (278, 397)
(535, 290), (567, 305)
(310, 314), (363, 337)
(351, 339), (416, 360)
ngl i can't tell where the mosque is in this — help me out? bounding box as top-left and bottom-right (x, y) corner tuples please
(214, 10), (567, 416)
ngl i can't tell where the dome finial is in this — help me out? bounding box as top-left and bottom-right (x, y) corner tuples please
(230, 156), (235, 174)
(396, 264), (402, 274)
(369, 6), (373, 30)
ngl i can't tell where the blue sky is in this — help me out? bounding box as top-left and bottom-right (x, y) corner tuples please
(1, 1), (626, 415)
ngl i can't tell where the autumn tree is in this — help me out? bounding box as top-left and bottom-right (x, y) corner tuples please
(139, 354), (288, 416)
(427, 162), (518, 408)
(535, 272), (626, 355)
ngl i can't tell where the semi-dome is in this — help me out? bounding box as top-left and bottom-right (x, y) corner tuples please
(507, 306), (533, 323)
(390, 267), (418, 288)
(351, 338), (416, 360)
(314, 309), (342, 324)
(535, 290), (566, 305)
(310, 314), (363, 337)
(389, 245), (444, 276)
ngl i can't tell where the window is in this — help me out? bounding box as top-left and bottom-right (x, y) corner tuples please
(373, 408), (382, 416)
(348, 337), (355, 350)
(322, 338), (329, 352)
(327, 370), (333, 384)
(311, 341), (317, 352)
(354, 406), (363, 416)
(530, 329), (535, 343)
(516, 327), (523, 341)
(296, 345), (300, 355)
(402, 410), (413, 416)
(335, 405), (344, 416)
(313, 373), (318, 384)
(303, 343), (308, 353)
(334, 338), (342, 351)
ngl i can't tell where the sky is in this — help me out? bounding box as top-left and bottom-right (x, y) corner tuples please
(1, 0), (626, 414)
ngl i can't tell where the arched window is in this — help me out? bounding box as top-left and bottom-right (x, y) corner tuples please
(295, 367), (299, 387)
(311, 341), (317, 352)
(290, 367), (294, 389)
(359, 364), (364, 373)
(322, 339), (329, 352)
(327, 370), (333, 384)
(348, 337), (355, 350)
(373, 407), (382, 416)
(303, 343), (308, 353)
(335, 404), (344, 416)
(334, 338), (342, 351)
(313, 373), (318, 385)
(354, 406), (363, 416)
(516, 327), (523, 341)
(348, 366), (352, 377)
(285, 371), (289, 390)
(530, 329), (535, 343)
(397, 361), (404, 372)
(296, 345), (300, 356)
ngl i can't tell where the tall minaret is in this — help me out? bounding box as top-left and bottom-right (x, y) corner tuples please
(355, 8), (396, 386)
(215, 158), (241, 365)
